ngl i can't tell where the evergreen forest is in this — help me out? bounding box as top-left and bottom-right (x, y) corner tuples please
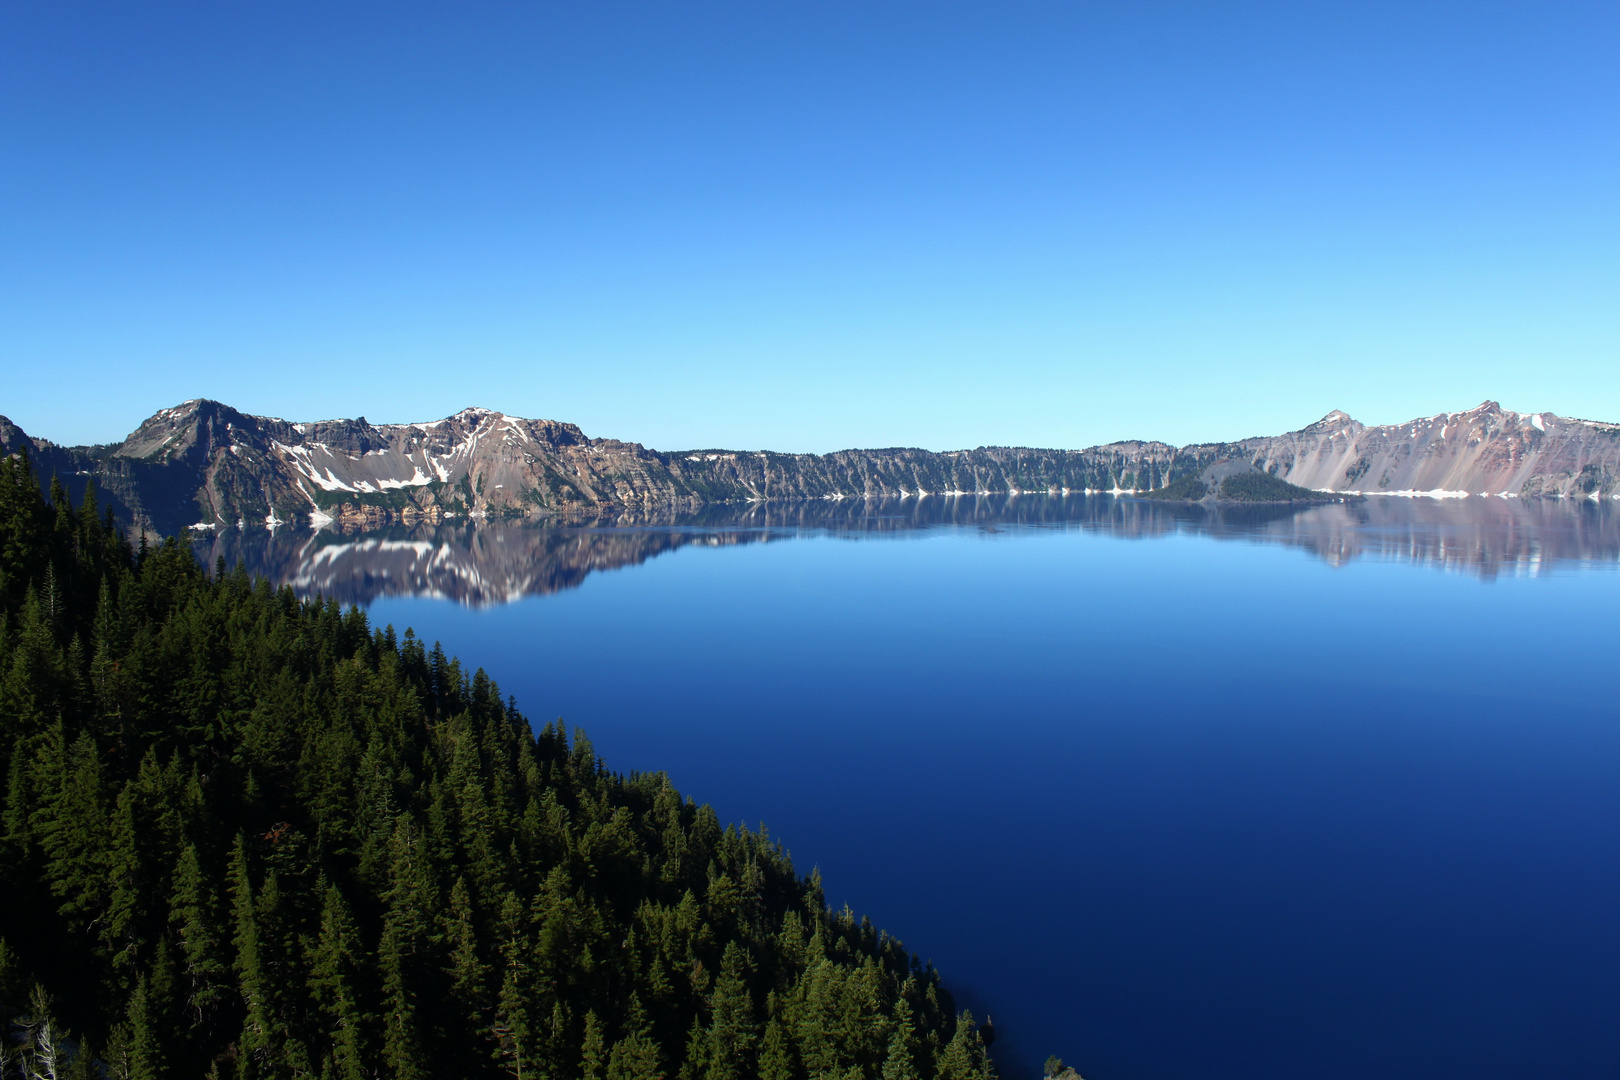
(0, 451), (997, 1080)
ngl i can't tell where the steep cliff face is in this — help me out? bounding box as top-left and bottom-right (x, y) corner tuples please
(0, 416), (63, 476)
(1, 400), (1184, 534)
(1235, 402), (1620, 497)
(69, 400), (691, 532)
(4, 399), (1618, 536)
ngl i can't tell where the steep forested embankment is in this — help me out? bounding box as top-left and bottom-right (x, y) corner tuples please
(0, 452), (995, 1079)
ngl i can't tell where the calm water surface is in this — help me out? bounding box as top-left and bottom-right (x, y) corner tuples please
(203, 497), (1620, 1079)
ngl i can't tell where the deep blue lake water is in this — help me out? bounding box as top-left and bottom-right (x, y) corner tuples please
(204, 496), (1620, 1079)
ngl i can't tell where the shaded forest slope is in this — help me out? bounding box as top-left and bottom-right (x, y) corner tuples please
(0, 454), (995, 1080)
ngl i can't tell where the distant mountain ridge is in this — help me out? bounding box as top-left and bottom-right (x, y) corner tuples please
(2, 398), (1617, 536)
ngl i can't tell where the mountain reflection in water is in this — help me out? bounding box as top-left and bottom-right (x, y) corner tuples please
(191, 494), (1620, 606)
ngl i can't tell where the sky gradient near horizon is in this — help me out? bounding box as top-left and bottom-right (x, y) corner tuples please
(3, 2), (1617, 451)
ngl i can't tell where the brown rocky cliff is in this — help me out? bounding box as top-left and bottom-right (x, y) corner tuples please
(7, 399), (1619, 537)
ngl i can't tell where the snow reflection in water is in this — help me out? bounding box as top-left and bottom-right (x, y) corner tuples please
(193, 494), (1620, 606)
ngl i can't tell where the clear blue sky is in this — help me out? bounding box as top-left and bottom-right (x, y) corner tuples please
(3, 2), (1616, 451)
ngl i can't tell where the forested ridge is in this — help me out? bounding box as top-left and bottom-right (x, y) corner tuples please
(0, 450), (996, 1080)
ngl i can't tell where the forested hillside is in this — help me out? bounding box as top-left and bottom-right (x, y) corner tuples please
(0, 450), (995, 1080)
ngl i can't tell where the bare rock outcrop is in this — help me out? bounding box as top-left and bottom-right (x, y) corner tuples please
(4, 399), (1617, 537)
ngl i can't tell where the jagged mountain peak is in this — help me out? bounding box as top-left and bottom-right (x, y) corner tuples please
(110, 400), (602, 527)
(404, 405), (502, 428)
(116, 400), (593, 455)
(0, 414), (48, 456)
(117, 398), (268, 463)
(1304, 409), (1359, 431)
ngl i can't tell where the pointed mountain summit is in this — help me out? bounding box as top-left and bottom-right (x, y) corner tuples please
(1302, 409), (1361, 433)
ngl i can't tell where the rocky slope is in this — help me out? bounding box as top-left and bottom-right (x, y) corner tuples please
(2, 398), (1617, 536)
(1231, 402), (1620, 497)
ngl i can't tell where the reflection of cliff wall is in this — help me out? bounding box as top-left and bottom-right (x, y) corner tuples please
(723, 495), (1620, 582)
(188, 497), (1181, 606)
(1245, 496), (1620, 580)
(192, 495), (1620, 607)
(196, 521), (727, 607)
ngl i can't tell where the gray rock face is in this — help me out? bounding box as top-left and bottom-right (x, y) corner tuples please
(3, 399), (1617, 536)
(1231, 402), (1620, 497)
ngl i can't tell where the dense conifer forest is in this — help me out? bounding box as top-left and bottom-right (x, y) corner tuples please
(0, 451), (996, 1080)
